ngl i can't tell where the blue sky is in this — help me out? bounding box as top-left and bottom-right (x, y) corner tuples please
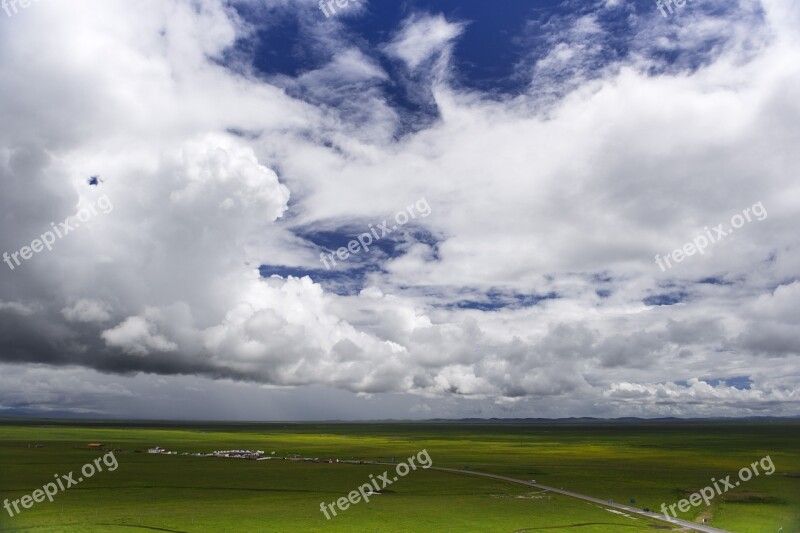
(0, 0), (798, 420)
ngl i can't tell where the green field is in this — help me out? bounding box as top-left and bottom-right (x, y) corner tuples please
(0, 419), (798, 532)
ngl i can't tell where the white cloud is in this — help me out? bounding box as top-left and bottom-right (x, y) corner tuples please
(0, 0), (797, 418)
(102, 314), (178, 356)
(383, 14), (465, 70)
(62, 299), (112, 323)
(0, 301), (36, 316)
(603, 377), (799, 417)
(0, 364), (133, 414)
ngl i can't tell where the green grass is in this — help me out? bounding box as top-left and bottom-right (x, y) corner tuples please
(0, 419), (798, 532)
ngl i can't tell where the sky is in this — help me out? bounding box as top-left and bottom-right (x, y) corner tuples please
(0, 0), (798, 420)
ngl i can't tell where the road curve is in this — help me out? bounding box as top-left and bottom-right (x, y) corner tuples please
(399, 464), (732, 533)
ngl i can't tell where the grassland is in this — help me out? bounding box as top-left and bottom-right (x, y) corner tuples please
(0, 419), (798, 532)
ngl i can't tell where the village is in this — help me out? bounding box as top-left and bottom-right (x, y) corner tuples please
(143, 445), (374, 465)
(146, 446), (269, 460)
(51, 442), (388, 465)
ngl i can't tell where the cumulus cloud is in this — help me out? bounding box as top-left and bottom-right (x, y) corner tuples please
(0, 0), (798, 418)
(62, 299), (113, 323)
(102, 314), (179, 356)
(603, 377), (799, 417)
